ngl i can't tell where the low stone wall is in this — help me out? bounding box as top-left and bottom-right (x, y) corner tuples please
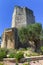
(2, 56), (43, 65)
(3, 58), (16, 62)
(24, 55), (43, 61)
(3, 55), (43, 62)
(1, 56), (43, 65)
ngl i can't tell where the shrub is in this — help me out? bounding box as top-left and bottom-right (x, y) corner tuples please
(25, 51), (40, 57)
(31, 52), (40, 56)
(0, 63), (3, 65)
(7, 49), (16, 58)
(23, 62), (30, 65)
(14, 51), (24, 61)
(7, 49), (17, 54)
(8, 53), (15, 58)
(19, 48), (27, 51)
(15, 63), (18, 65)
(26, 53), (31, 57)
(40, 46), (43, 54)
(0, 48), (7, 60)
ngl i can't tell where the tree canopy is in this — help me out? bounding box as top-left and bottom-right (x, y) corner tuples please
(18, 23), (42, 43)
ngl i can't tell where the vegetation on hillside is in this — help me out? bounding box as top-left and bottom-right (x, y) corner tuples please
(18, 23), (42, 43)
(18, 23), (43, 51)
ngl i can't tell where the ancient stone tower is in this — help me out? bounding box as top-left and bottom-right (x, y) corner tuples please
(1, 6), (35, 49)
(12, 6), (35, 28)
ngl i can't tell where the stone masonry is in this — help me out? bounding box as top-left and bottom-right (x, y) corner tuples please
(12, 6), (35, 28)
(1, 28), (18, 49)
(1, 6), (35, 49)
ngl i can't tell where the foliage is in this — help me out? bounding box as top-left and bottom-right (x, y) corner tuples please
(25, 52), (40, 57)
(18, 27), (28, 43)
(0, 48), (7, 60)
(27, 47), (33, 51)
(15, 63), (18, 65)
(8, 49), (17, 53)
(18, 23), (42, 43)
(8, 53), (15, 58)
(40, 46), (43, 54)
(7, 49), (16, 58)
(14, 51), (24, 61)
(31, 52), (40, 56)
(40, 46), (43, 51)
(40, 29), (43, 40)
(23, 62), (30, 65)
(27, 23), (42, 41)
(18, 48), (27, 51)
(0, 63), (3, 65)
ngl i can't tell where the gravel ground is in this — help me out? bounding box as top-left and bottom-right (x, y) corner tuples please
(3, 61), (23, 65)
(0, 60), (43, 65)
(30, 60), (43, 65)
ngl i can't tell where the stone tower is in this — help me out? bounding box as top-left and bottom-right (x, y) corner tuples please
(1, 6), (35, 49)
(12, 6), (35, 28)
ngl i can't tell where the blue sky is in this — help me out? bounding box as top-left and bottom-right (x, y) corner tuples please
(0, 0), (43, 36)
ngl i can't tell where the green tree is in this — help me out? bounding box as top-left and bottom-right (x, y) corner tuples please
(18, 27), (28, 43)
(18, 23), (42, 52)
(40, 29), (43, 40)
(27, 23), (42, 52)
(27, 23), (42, 40)
(18, 23), (42, 43)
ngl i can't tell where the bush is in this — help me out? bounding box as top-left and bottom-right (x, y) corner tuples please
(8, 53), (15, 58)
(25, 51), (40, 57)
(31, 52), (40, 56)
(0, 63), (3, 65)
(0, 48), (7, 60)
(14, 51), (24, 61)
(23, 62), (30, 65)
(40, 46), (43, 54)
(18, 48), (27, 51)
(15, 63), (18, 65)
(7, 49), (16, 58)
(25, 53), (31, 57)
(8, 49), (17, 53)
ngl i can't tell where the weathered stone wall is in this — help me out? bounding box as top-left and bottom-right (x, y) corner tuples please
(26, 8), (35, 24)
(1, 32), (7, 48)
(1, 6), (35, 49)
(6, 32), (15, 49)
(1, 28), (18, 49)
(12, 6), (35, 28)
